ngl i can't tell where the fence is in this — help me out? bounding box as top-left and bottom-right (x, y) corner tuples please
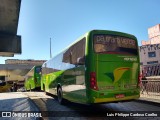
(140, 79), (160, 101)
(142, 65), (160, 77)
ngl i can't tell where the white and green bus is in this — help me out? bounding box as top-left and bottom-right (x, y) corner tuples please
(41, 30), (140, 104)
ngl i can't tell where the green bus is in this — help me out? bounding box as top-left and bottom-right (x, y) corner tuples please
(25, 66), (42, 91)
(41, 30), (140, 104)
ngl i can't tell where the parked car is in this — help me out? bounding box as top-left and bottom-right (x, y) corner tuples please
(17, 87), (26, 92)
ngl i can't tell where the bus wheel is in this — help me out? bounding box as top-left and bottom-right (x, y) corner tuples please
(57, 87), (64, 104)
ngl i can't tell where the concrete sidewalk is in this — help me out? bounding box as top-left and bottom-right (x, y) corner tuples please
(0, 92), (159, 120)
(0, 92), (39, 120)
(137, 93), (160, 106)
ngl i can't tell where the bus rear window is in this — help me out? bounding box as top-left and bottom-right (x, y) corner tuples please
(94, 35), (138, 55)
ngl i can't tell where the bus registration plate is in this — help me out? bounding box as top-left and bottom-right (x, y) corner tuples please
(115, 94), (125, 99)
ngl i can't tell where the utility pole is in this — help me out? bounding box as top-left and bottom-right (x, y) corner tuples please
(50, 38), (52, 58)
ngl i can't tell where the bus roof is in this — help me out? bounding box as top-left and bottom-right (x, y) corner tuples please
(43, 30), (137, 65)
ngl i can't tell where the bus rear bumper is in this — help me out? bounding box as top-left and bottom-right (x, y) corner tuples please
(93, 95), (140, 103)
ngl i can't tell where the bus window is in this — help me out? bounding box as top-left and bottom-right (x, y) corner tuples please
(63, 38), (86, 65)
(35, 67), (41, 74)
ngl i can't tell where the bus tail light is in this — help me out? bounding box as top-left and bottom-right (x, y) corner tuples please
(90, 72), (98, 90)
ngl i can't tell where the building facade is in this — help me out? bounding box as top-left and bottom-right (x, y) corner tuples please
(140, 24), (160, 66)
(5, 59), (46, 65)
(141, 24), (160, 45)
(139, 44), (160, 65)
(140, 24), (160, 77)
(0, 59), (46, 83)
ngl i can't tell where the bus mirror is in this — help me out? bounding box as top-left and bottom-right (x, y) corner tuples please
(77, 57), (85, 65)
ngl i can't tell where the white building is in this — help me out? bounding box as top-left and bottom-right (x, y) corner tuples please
(139, 44), (160, 65)
(140, 24), (160, 77)
(140, 24), (160, 66)
(141, 24), (160, 45)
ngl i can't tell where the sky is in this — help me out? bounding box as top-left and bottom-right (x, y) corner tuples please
(0, 0), (160, 64)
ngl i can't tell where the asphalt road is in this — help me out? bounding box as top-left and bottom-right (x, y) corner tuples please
(24, 92), (160, 120)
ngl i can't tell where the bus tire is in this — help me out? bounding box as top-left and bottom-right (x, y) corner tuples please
(57, 87), (65, 104)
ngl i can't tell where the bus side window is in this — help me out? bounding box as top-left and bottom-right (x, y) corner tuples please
(62, 38), (86, 66)
(71, 38), (86, 65)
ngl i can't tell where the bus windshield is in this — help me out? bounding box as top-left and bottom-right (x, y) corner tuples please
(35, 67), (41, 74)
(94, 35), (138, 55)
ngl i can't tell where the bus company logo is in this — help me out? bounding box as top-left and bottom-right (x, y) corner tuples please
(105, 67), (130, 83)
(124, 57), (137, 61)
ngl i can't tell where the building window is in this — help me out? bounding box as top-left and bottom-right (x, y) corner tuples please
(140, 62), (143, 65)
(148, 52), (156, 57)
(147, 61), (158, 65)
